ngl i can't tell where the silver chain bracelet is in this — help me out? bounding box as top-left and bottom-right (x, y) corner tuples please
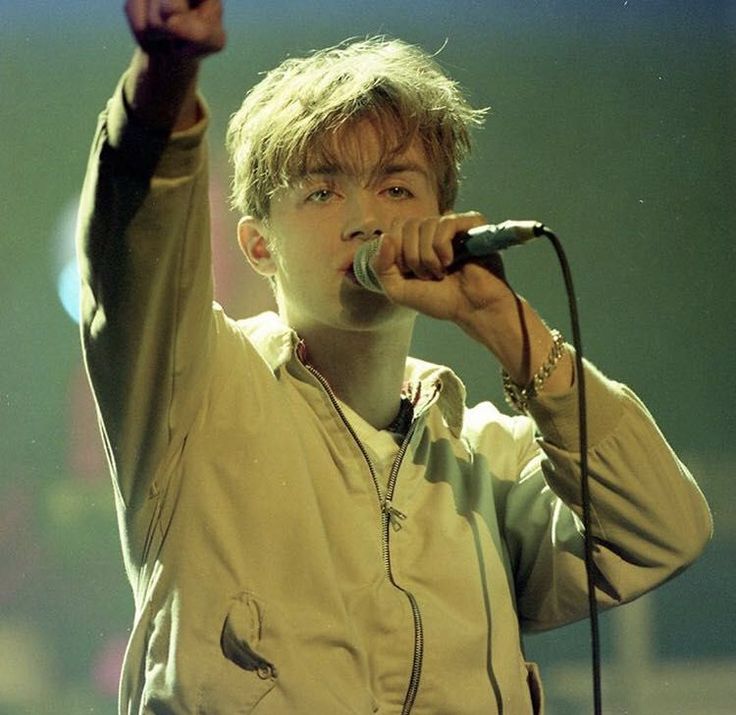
(502, 329), (566, 413)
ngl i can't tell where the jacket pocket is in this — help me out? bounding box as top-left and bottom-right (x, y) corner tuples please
(525, 661), (545, 715)
(221, 591), (278, 681)
(198, 591), (278, 713)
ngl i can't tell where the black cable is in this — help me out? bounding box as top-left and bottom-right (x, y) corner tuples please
(540, 227), (601, 715)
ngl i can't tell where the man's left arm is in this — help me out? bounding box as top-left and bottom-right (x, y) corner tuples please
(375, 211), (713, 625)
(503, 360), (712, 630)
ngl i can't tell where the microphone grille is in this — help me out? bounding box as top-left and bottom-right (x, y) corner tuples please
(352, 239), (385, 293)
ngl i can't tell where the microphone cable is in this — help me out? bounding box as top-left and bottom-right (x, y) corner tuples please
(537, 225), (601, 715)
(353, 222), (602, 712)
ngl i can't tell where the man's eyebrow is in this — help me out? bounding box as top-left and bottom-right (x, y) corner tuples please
(298, 161), (431, 182)
(376, 162), (430, 180)
(301, 164), (340, 177)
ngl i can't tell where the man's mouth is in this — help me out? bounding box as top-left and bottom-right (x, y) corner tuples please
(345, 265), (359, 284)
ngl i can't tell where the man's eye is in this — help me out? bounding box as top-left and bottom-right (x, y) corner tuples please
(385, 186), (413, 199)
(306, 189), (334, 203)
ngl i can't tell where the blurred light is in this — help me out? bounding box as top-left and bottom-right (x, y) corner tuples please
(57, 260), (81, 324)
(0, 621), (54, 707)
(91, 635), (127, 697)
(52, 196), (81, 325)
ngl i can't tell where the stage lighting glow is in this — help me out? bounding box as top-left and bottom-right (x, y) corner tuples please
(57, 260), (80, 325)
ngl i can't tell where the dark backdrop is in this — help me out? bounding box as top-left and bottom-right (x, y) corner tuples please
(1, 2), (733, 712)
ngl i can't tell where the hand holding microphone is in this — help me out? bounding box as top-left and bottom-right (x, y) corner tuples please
(352, 220), (546, 294)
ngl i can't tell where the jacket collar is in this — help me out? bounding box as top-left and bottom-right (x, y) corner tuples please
(238, 311), (467, 436)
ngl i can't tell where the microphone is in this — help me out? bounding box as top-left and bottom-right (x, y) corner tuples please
(352, 220), (547, 293)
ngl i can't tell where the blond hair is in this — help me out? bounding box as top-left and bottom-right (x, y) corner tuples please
(226, 37), (487, 219)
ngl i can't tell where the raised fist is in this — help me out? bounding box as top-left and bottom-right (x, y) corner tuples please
(124, 0), (226, 59)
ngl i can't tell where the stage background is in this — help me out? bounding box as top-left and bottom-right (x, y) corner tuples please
(1, 1), (734, 712)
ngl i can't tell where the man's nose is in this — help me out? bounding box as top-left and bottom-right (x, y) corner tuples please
(347, 226), (383, 242)
(343, 194), (384, 241)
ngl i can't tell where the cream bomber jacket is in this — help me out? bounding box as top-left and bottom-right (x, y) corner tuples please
(76, 80), (712, 714)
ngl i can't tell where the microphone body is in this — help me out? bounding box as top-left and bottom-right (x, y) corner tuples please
(352, 220), (546, 293)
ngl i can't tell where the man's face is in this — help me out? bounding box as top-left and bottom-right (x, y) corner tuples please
(254, 120), (442, 335)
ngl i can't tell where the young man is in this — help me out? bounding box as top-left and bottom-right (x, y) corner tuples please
(76, 2), (711, 713)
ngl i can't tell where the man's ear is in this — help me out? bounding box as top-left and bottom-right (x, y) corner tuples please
(238, 216), (277, 277)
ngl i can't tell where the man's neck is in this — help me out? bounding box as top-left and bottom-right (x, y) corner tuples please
(295, 319), (415, 430)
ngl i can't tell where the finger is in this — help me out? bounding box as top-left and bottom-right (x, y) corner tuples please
(126, 0), (180, 51)
(431, 211), (488, 273)
(433, 215), (460, 270)
(453, 210), (487, 228)
(124, 0), (148, 33)
(155, 0), (189, 24)
(418, 219), (446, 279)
(434, 214), (470, 272)
(381, 218), (405, 277)
(165, 0), (225, 50)
(399, 218), (430, 279)
(148, 0), (163, 26)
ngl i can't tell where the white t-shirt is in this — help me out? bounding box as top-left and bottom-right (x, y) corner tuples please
(337, 399), (403, 492)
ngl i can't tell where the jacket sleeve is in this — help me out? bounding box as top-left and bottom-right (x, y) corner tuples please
(471, 358), (712, 632)
(76, 74), (215, 510)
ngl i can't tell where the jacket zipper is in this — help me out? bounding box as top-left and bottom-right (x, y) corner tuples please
(301, 360), (424, 714)
(384, 422), (423, 715)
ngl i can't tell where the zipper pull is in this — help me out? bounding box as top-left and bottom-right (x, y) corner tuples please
(383, 499), (408, 530)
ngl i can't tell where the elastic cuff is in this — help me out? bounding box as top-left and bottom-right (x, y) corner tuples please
(104, 72), (209, 179)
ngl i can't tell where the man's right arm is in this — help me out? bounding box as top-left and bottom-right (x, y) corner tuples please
(76, 1), (226, 509)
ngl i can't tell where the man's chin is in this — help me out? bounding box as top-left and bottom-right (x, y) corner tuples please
(338, 290), (416, 330)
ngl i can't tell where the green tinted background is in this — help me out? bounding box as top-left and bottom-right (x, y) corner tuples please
(1, 1), (733, 713)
